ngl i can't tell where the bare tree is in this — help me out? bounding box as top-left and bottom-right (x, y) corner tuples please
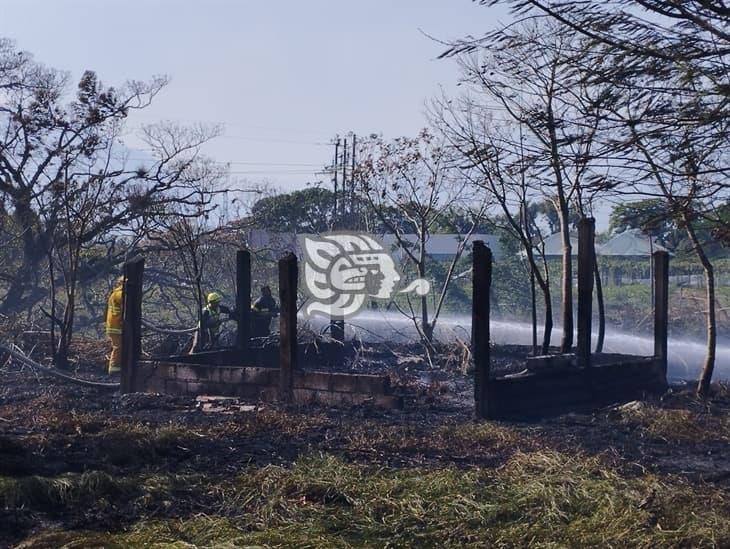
(478, 0), (730, 87)
(611, 85), (730, 395)
(441, 21), (619, 353)
(434, 101), (555, 353)
(0, 38), (232, 366)
(38, 122), (223, 367)
(466, 0), (729, 390)
(0, 40), (170, 312)
(355, 130), (488, 351)
(146, 159), (234, 342)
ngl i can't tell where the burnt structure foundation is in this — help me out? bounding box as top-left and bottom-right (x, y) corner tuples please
(472, 218), (669, 420)
(118, 250), (401, 409)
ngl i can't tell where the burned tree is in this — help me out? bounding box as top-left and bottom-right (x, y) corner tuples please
(440, 21), (619, 353)
(434, 104), (555, 353)
(0, 38), (224, 367)
(355, 130), (488, 350)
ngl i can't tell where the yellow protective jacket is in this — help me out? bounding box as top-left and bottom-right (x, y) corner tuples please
(105, 286), (123, 335)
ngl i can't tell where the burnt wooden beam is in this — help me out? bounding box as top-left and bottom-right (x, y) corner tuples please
(236, 250), (251, 351)
(279, 252), (298, 403)
(120, 257), (144, 393)
(472, 240), (492, 419)
(653, 250), (669, 377)
(576, 217), (595, 368)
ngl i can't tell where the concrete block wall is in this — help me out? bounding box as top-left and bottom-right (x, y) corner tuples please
(486, 357), (666, 419)
(135, 362), (279, 401)
(135, 361), (403, 409)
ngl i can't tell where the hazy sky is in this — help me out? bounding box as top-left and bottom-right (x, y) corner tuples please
(1, 0), (506, 192)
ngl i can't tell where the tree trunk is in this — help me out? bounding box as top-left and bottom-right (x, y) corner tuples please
(594, 256), (605, 353)
(530, 265), (537, 355)
(525, 248), (553, 354)
(418, 235), (433, 346)
(545, 102), (573, 354)
(55, 301), (73, 370)
(419, 262), (433, 344)
(540, 281), (553, 355)
(421, 294), (434, 343)
(559, 208), (574, 352)
(683, 215), (716, 397)
(57, 279), (78, 371)
(697, 264), (716, 397)
(1, 198), (47, 314)
(48, 253), (57, 368)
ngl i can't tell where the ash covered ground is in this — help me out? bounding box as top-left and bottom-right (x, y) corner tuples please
(1, 340), (730, 547)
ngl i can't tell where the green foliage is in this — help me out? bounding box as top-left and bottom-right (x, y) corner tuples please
(250, 187), (337, 233)
(608, 199), (730, 259)
(609, 199), (677, 241)
(492, 253), (532, 318)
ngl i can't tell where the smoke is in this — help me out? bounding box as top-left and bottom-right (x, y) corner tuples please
(304, 310), (730, 382)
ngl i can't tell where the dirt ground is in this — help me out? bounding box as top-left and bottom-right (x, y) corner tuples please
(1, 341), (730, 547)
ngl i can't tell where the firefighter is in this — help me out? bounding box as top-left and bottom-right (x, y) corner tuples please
(105, 276), (124, 374)
(190, 292), (234, 353)
(251, 285), (279, 337)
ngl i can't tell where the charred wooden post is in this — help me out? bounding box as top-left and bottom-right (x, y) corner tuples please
(120, 257), (144, 393)
(653, 250), (670, 376)
(329, 314), (345, 366)
(577, 217), (595, 368)
(330, 316), (344, 344)
(236, 250), (251, 351)
(472, 240), (492, 419)
(279, 252), (298, 403)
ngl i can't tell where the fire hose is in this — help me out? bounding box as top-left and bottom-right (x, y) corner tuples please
(140, 319), (197, 335)
(0, 342), (120, 389)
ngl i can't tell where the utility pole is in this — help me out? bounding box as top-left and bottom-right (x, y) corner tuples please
(342, 137), (348, 227)
(328, 132), (358, 229)
(333, 136), (340, 230)
(351, 134), (357, 230)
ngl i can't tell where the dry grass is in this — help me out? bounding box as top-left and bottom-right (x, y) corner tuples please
(5, 356), (730, 547)
(338, 420), (528, 466)
(617, 402), (730, 444)
(15, 449), (730, 548)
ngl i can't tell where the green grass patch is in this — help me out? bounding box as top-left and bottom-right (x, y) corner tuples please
(0, 471), (136, 512)
(0, 470), (209, 516)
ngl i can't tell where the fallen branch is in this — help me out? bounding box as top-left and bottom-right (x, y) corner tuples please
(0, 342), (120, 390)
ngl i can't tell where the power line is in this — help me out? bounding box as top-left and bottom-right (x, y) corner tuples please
(128, 122), (334, 137)
(224, 160), (323, 167)
(228, 170), (329, 175)
(220, 135), (331, 146)
(126, 158), (323, 168)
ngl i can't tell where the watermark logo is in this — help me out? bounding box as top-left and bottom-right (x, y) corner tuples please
(300, 232), (430, 318)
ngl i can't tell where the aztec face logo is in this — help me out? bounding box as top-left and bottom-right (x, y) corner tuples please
(300, 232), (430, 318)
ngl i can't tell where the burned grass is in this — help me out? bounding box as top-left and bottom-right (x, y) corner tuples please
(14, 451), (730, 548)
(2, 357), (730, 546)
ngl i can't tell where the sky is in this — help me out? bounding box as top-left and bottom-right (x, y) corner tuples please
(0, 0), (507, 193)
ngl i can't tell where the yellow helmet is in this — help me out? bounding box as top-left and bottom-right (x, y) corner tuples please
(207, 292), (222, 304)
